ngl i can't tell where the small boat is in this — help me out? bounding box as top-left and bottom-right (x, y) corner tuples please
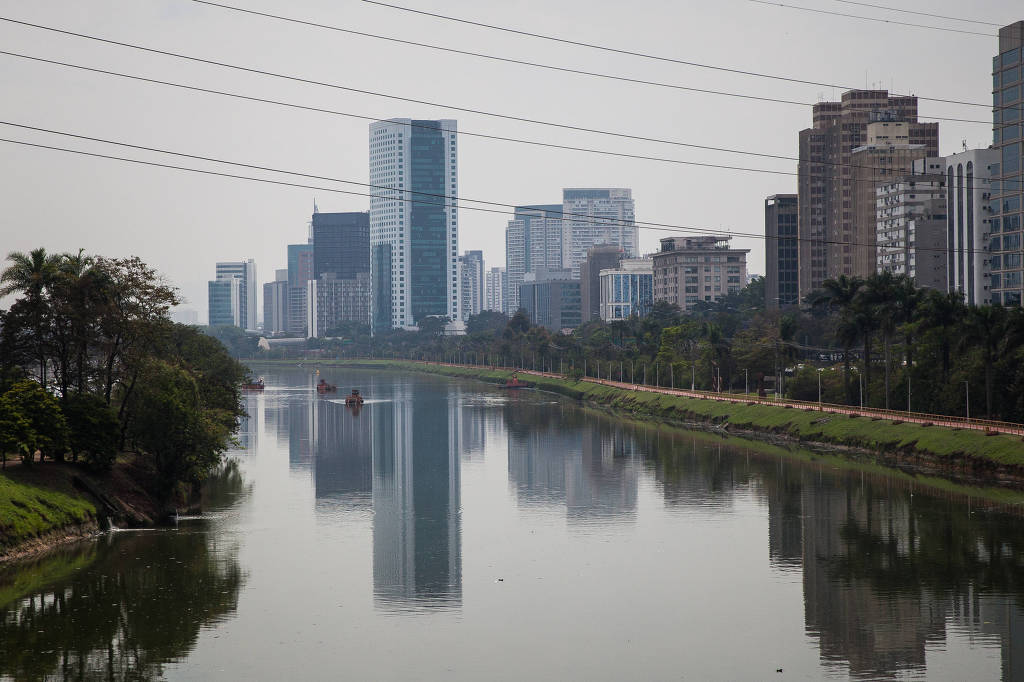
(316, 379), (337, 394)
(345, 389), (365, 406)
(498, 373), (529, 390)
(242, 378), (265, 391)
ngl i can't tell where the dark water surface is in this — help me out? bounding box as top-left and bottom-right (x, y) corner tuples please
(4, 368), (1024, 681)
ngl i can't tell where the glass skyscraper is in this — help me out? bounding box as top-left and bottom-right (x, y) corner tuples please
(992, 22), (1024, 305)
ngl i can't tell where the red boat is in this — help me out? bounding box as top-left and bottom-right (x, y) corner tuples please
(498, 373), (528, 390)
(345, 389), (364, 406)
(316, 379), (337, 394)
(242, 378), (265, 391)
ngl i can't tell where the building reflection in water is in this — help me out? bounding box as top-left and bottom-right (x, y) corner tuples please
(505, 398), (638, 523)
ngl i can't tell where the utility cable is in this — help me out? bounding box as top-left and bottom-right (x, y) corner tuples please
(747, 1), (993, 37)
(829, 0), (1002, 27)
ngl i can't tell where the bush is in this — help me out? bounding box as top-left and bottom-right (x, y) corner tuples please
(1, 380), (67, 463)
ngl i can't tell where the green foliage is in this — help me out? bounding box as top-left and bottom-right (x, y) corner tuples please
(466, 310), (508, 336)
(62, 393), (119, 471)
(0, 470), (96, 550)
(0, 381), (68, 464)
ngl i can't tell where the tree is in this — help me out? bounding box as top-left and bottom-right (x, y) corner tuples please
(0, 248), (61, 382)
(0, 393), (34, 469)
(811, 276), (864, 404)
(63, 393), (120, 470)
(1, 380), (68, 464)
(417, 315), (448, 338)
(960, 305), (1009, 418)
(465, 311), (508, 336)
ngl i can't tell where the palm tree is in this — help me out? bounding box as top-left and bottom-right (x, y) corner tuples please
(862, 272), (899, 409)
(812, 276), (864, 404)
(960, 305), (1009, 418)
(917, 290), (965, 384)
(0, 248), (62, 382)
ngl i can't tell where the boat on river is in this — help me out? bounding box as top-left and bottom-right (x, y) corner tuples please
(345, 389), (364, 406)
(498, 373), (529, 390)
(242, 378), (265, 391)
(316, 379), (337, 394)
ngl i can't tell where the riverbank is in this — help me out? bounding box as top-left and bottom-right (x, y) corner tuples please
(262, 358), (1024, 484)
(0, 455), (165, 562)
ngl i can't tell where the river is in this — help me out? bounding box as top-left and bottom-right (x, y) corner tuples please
(3, 367), (1024, 681)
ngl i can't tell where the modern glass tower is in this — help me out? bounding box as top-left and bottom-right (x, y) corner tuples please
(992, 22), (1024, 305)
(369, 118), (459, 330)
(311, 211), (370, 281)
(214, 259), (256, 330)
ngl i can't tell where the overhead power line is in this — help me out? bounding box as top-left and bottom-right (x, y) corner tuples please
(829, 0), (1002, 27)
(747, 0), (994, 36)
(6, 48), (1007, 188)
(0, 124), (993, 254)
(360, 0), (1002, 112)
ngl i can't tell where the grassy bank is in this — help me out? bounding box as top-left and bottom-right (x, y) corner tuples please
(267, 359), (1024, 473)
(0, 466), (97, 555)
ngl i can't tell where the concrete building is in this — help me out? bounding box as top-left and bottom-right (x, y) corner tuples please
(171, 308), (199, 325)
(991, 22), (1024, 306)
(580, 245), (624, 324)
(562, 188), (637, 278)
(945, 148), (999, 306)
(458, 250), (484, 321)
(263, 269), (289, 335)
(484, 266), (507, 314)
(369, 118), (459, 330)
(287, 243), (314, 336)
(519, 269), (581, 332)
(875, 158), (947, 290)
(797, 90), (939, 300)
(311, 211), (370, 281)
(208, 276), (240, 327)
(214, 259), (257, 330)
(306, 272), (372, 337)
(505, 204), (564, 313)
(599, 258), (653, 322)
(652, 236), (749, 312)
(849, 119), (931, 279)
(764, 194), (799, 308)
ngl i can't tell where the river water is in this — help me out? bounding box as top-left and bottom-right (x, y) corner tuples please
(4, 367), (1024, 681)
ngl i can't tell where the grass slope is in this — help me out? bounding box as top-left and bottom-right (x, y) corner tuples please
(0, 466), (97, 552)
(277, 359), (1024, 469)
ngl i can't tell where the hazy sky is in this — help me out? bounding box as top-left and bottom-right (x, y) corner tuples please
(0, 0), (1018, 321)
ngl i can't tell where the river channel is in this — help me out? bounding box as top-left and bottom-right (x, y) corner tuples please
(4, 367), (1024, 680)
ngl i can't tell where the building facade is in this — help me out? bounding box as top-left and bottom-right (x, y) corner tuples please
(599, 258), (653, 322)
(992, 22), (1024, 306)
(312, 211), (370, 281)
(875, 159), (947, 290)
(505, 205), (564, 313)
(306, 272), (372, 337)
(519, 269), (581, 332)
(764, 194), (799, 308)
(263, 269), (289, 335)
(797, 90), (939, 300)
(287, 243), (314, 336)
(580, 245), (624, 324)
(369, 118), (459, 330)
(945, 148), (999, 306)
(208, 276), (240, 327)
(214, 259), (257, 330)
(484, 266), (507, 314)
(562, 188), (637, 278)
(458, 250), (484, 321)
(652, 236), (749, 312)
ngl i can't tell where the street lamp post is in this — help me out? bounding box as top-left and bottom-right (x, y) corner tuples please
(817, 369), (822, 408)
(691, 365), (695, 391)
(965, 380), (970, 422)
(744, 368), (748, 396)
(859, 374), (864, 409)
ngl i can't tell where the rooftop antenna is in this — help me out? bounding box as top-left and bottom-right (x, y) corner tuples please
(962, 139), (968, 152)
(313, 198), (319, 214)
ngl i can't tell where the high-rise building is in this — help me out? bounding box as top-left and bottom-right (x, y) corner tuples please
(562, 188), (637, 278)
(312, 211), (370, 281)
(519, 268), (581, 331)
(849, 120), (931, 278)
(875, 158), (947, 290)
(599, 258), (653, 322)
(505, 204), (564, 313)
(458, 250), (484, 321)
(944, 148), (999, 306)
(214, 259), (257, 330)
(208, 276), (240, 327)
(580, 245), (624, 323)
(306, 272), (372, 337)
(263, 269), (289, 335)
(170, 308), (199, 325)
(484, 266), (507, 314)
(287, 243), (314, 335)
(797, 90), (938, 300)
(369, 119), (459, 330)
(652, 236), (749, 312)
(992, 22), (1024, 306)
(764, 194), (799, 308)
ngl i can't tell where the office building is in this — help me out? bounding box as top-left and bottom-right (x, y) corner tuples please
(849, 119), (931, 278)
(992, 22), (1024, 306)
(519, 269), (581, 332)
(764, 194), (799, 308)
(580, 245), (624, 323)
(505, 204), (564, 313)
(797, 90), (938, 300)
(599, 258), (653, 322)
(652, 236), (749, 312)
(875, 158), (947, 290)
(311, 211), (370, 281)
(369, 118), (459, 330)
(945, 148), (999, 305)
(562, 188), (637, 278)
(214, 259), (257, 330)
(170, 308), (199, 325)
(306, 272), (372, 337)
(484, 266), (507, 314)
(263, 269), (289, 335)
(458, 250), (485, 321)
(287, 243), (314, 336)
(208, 276), (240, 327)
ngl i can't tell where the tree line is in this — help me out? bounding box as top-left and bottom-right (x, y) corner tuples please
(0, 248), (247, 498)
